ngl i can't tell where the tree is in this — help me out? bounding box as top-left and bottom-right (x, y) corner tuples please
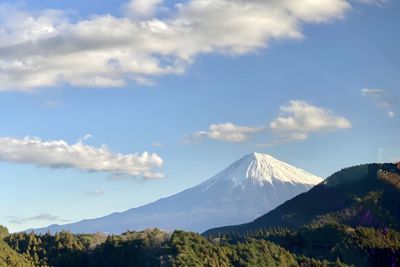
(0, 225), (9, 239)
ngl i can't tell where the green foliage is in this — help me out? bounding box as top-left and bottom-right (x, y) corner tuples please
(296, 256), (349, 267)
(3, 226), (398, 267)
(4, 229), (169, 267)
(310, 190), (399, 230)
(169, 230), (300, 267)
(3, 229), (334, 267)
(0, 239), (33, 267)
(227, 224), (400, 267)
(5, 231), (87, 267)
(335, 226), (400, 267)
(90, 228), (170, 267)
(0, 226), (9, 240)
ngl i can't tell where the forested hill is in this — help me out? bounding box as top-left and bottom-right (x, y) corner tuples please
(0, 239), (33, 267)
(1, 228), (349, 267)
(204, 163), (400, 236)
(2, 225), (400, 266)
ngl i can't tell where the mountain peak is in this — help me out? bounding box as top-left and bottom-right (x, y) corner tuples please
(207, 152), (322, 186)
(244, 152), (277, 161)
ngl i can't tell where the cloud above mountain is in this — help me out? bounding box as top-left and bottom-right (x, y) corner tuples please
(189, 123), (263, 143)
(270, 100), (352, 141)
(188, 100), (351, 144)
(0, 0), (380, 91)
(0, 136), (164, 178)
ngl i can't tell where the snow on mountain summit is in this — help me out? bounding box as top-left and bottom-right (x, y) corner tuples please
(205, 152), (323, 187)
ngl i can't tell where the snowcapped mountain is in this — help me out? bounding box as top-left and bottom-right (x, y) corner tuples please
(30, 153), (323, 234)
(200, 152), (322, 187)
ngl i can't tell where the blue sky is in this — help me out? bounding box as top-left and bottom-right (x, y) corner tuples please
(0, 0), (399, 232)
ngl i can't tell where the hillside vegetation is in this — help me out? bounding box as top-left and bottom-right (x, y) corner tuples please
(0, 239), (33, 267)
(2, 229), (348, 267)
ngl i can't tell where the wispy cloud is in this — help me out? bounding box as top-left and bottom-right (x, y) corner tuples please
(256, 140), (283, 148)
(361, 88), (396, 118)
(355, 0), (387, 6)
(44, 99), (62, 108)
(8, 214), (69, 225)
(87, 189), (105, 196)
(187, 123), (264, 143)
(0, 136), (164, 178)
(0, 0), (381, 91)
(152, 142), (164, 147)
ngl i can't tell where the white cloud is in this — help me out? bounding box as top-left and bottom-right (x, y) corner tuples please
(187, 101), (351, 144)
(0, 0), (381, 91)
(124, 0), (163, 18)
(361, 88), (396, 118)
(270, 100), (351, 141)
(0, 136), (164, 178)
(361, 88), (383, 97)
(190, 122), (264, 142)
(79, 134), (93, 142)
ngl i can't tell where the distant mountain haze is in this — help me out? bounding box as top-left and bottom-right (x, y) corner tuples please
(29, 153), (322, 234)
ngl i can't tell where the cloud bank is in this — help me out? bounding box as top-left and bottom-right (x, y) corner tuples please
(0, 0), (378, 91)
(0, 137), (164, 178)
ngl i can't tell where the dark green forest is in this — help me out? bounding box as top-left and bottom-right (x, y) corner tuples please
(2, 225), (399, 266)
(1, 163), (400, 266)
(1, 227), (351, 267)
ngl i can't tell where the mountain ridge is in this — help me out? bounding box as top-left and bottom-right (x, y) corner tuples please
(203, 162), (400, 236)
